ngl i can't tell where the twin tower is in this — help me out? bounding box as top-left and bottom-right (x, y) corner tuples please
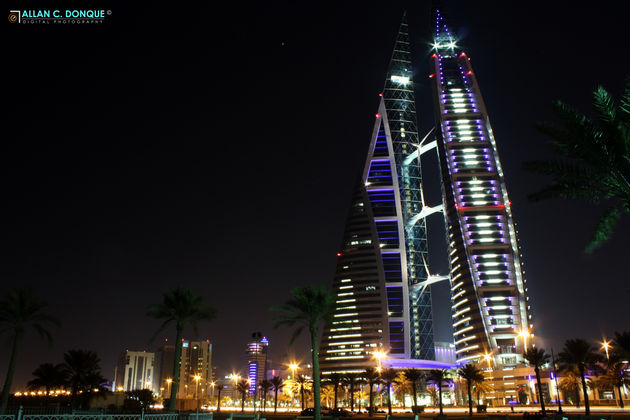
(320, 10), (532, 374)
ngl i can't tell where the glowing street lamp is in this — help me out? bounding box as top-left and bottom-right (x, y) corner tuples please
(194, 374), (201, 400)
(373, 350), (387, 373)
(483, 352), (493, 368)
(166, 378), (172, 397)
(519, 329), (530, 350)
(289, 363), (299, 379)
(601, 339), (612, 361)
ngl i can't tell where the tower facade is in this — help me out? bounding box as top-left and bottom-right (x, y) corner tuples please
(114, 350), (155, 392)
(320, 16), (438, 374)
(179, 340), (213, 398)
(246, 333), (269, 395)
(430, 9), (531, 366)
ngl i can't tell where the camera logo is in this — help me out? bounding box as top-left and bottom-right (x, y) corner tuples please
(8, 10), (20, 23)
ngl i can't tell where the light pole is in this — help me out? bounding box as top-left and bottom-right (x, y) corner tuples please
(551, 347), (562, 413)
(601, 339), (611, 361)
(166, 378), (172, 398)
(373, 350), (387, 373)
(194, 374), (201, 408)
(289, 363), (299, 380)
(519, 329), (530, 351)
(483, 352), (493, 369)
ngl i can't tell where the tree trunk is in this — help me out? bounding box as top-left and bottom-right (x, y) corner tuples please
(349, 382), (354, 411)
(368, 383), (374, 416)
(241, 392), (245, 413)
(274, 388), (278, 414)
(387, 383), (392, 415)
(300, 386), (305, 410)
(617, 385), (625, 409)
(168, 323), (183, 412)
(579, 365), (590, 416)
(438, 381), (443, 415)
(412, 382), (417, 407)
(467, 381), (473, 416)
(217, 387), (222, 412)
(334, 383), (338, 409)
(0, 332), (22, 414)
(310, 327), (321, 420)
(534, 366), (546, 416)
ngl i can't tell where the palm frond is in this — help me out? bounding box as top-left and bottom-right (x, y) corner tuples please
(585, 206), (621, 253)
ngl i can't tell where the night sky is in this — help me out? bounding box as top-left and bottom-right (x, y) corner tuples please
(2, 1), (629, 389)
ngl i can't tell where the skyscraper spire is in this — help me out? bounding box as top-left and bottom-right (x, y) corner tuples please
(429, 7), (532, 366)
(320, 13), (440, 375)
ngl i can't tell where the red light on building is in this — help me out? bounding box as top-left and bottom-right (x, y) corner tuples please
(466, 70), (473, 75)
(460, 52), (467, 57)
(379, 93), (383, 97)
(375, 114), (381, 118)
(429, 73), (435, 78)
(336, 252), (342, 257)
(431, 53), (438, 58)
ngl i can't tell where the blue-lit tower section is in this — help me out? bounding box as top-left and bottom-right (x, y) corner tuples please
(430, 10), (532, 365)
(320, 16), (435, 375)
(246, 334), (268, 395)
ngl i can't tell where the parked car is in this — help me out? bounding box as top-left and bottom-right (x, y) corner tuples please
(331, 408), (353, 417)
(300, 408), (331, 416)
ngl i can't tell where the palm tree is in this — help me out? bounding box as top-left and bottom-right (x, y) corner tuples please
(474, 380), (493, 405)
(63, 349), (108, 409)
(559, 365), (582, 407)
(523, 81), (630, 253)
(27, 363), (67, 407)
(259, 379), (272, 412)
(380, 368), (397, 416)
(0, 287), (60, 413)
(404, 368), (424, 408)
(600, 360), (628, 408)
(427, 369), (451, 416)
(294, 374), (311, 410)
(343, 373), (359, 411)
(270, 376), (283, 414)
(236, 378), (249, 413)
(271, 285), (336, 420)
(324, 373), (342, 409)
(364, 367), (380, 416)
(523, 348), (550, 416)
(457, 363), (484, 416)
(558, 338), (601, 415)
(393, 371), (410, 409)
(147, 287), (217, 411)
(215, 384), (224, 412)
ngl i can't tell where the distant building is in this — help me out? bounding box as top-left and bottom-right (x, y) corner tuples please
(246, 332), (268, 395)
(179, 340), (213, 399)
(153, 339), (213, 399)
(154, 343), (175, 396)
(113, 350), (155, 391)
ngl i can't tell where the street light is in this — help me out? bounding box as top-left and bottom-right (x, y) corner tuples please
(601, 339), (612, 361)
(483, 352), (493, 369)
(166, 378), (172, 397)
(289, 363), (299, 379)
(519, 329), (530, 350)
(373, 350), (387, 373)
(194, 374), (201, 401)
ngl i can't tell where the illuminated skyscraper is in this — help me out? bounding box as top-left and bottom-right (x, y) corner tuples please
(429, 9), (531, 366)
(320, 15), (444, 374)
(246, 332), (269, 395)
